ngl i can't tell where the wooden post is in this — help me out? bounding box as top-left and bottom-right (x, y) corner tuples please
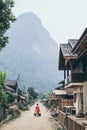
(82, 123), (87, 130)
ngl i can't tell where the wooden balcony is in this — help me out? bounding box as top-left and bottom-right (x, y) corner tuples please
(65, 73), (87, 85)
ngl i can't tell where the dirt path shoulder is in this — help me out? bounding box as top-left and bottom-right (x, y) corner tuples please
(0, 103), (57, 130)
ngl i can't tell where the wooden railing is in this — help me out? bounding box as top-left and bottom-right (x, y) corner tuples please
(58, 110), (67, 130)
(58, 110), (87, 130)
(65, 73), (87, 85)
(67, 117), (82, 130)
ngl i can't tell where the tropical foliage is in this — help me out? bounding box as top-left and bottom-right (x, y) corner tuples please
(27, 87), (38, 99)
(0, 0), (15, 50)
(0, 70), (7, 86)
(0, 70), (8, 105)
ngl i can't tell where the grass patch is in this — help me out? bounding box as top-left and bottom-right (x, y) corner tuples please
(0, 114), (20, 128)
(5, 114), (20, 123)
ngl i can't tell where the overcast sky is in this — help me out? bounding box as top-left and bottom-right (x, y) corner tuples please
(13, 0), (87, 46)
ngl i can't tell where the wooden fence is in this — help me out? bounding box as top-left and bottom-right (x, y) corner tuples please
(58, 110), (67, 130)
(58, 110), (86, 130)
(67, 117), (82, 130)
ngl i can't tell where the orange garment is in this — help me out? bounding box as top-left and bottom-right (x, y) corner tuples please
(35, 105), (40, 116)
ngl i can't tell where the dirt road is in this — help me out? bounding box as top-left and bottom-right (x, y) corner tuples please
(0, 103), (57, 130)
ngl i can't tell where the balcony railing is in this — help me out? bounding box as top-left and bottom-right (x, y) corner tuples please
(65, 73), (87, 85)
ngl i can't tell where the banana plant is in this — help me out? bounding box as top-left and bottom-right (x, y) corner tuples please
(0, 69), (7, 102)
(0, 70), (7, 88)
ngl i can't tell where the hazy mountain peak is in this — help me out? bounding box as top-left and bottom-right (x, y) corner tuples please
(0, 12), (63, 92)
(16, 12), (41, 26)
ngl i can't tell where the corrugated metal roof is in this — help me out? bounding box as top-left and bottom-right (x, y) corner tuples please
(68, 39), (78, 49)
(53, 89), (67, 95)
(19, 95), (25, 99)
(60, 44), (71, 57)
(5, 85), (15, 92)
(60, 43), (77, 59)
(72, 28), (87, 53)
(5, 80), (18, 87)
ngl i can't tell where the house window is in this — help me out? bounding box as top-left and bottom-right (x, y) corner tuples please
(73, 59), (83, 73)
(78, 60), (83, 73)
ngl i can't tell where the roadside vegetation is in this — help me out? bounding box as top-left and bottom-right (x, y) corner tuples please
(27, 87), (38, 104)
(0, 0), (16, 123)
(40, 91), (53, 109)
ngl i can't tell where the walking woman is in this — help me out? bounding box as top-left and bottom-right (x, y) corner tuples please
(35, 104), (40, 117)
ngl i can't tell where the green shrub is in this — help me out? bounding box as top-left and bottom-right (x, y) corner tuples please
(57, 128), (62, 130)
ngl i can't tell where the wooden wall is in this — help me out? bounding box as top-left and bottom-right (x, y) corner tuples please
(61, 99), (74, 111)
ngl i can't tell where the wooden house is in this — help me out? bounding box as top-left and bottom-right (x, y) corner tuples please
(48, 95), (58, 106)
(17, 88), (25, 104)
(53, 88), (73, 111)
(59, 28), (87, 115)
(5, 80), (25, 103)
(58, 28), (87, 130)
(5, 80), (18, 95)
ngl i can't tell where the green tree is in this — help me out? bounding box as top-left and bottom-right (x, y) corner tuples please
(0, 70), (8, 119)
(27, 87), (38, 99)
(7, 93), (15, 104)
(0, 0), (15, 50)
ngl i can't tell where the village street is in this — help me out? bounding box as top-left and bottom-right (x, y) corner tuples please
(0, 103), (57, 130)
